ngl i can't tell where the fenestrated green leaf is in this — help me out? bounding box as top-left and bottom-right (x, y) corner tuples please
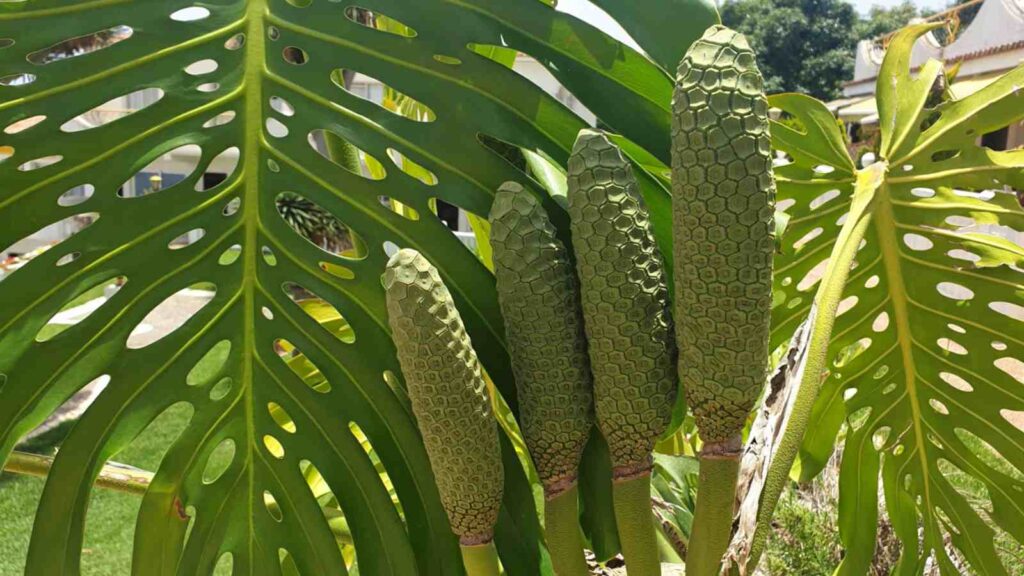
(0, 1), (716, 574)
(770, 23), (1024, 574)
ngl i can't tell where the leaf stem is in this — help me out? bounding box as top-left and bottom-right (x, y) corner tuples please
(4, 450), (151, 495)
(2, 450), (356, 545)
(688, 449), (741, 576)
(612, 472), (661, 576)
(739, 162), (886, 572)
(460, 541), (502, 576)
(545, 484), (590, 576)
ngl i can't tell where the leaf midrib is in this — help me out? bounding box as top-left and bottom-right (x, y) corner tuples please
(873, 181), (937, 532)
(242, 1), (267, 572)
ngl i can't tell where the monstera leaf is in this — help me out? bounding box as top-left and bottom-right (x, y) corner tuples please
(0, 1), (718, 574)
(763, 24), (1024, 574)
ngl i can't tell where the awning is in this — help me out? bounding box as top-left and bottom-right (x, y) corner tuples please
(950, 73), (1001, 100)
(824, 96), (870, 113)
(837, 97), (877, 122)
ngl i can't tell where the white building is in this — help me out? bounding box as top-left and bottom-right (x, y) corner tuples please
(835, 0), (1024, 150)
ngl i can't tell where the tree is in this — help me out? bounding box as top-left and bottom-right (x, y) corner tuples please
(720, 0), (858, 99)
(855, 1), (920, 40)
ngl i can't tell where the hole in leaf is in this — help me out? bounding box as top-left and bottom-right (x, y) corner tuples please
(219, 244), (242, 265)
(872, 311), (890, 332)
(936, 281), (974, 301)
(386, 148), (438, 185)
(119, 144), (202, 197)
(910, 187), (935, 198)
(792, 227), (823, 251)
(344, 6), (417, 37)
(18, 155), (63, 171)
(948, 249), (980, 263)
(275, 339), (331, 393)
(992, 341), (1007, 351)
(282, 46), (307, 65)
(127, 282), (216, 349)
(27, 25), (133, 65)
(168, 228), (205, 250)
(195, 146), (240, 191)
(0, 73), (35, 87)
(350, 421), (402, 513)
(202, 110), (236, 128)
(379, 196), (420, 220)
(872, 426), (891, 450)
(268, 402), (297, 433)
(995, 357), (1024, 384)
(990, 301), (1024, 322)
(0, 39), (12, 49)
(264, 491), (284, 522)
(939, 371), (972, 392)
(184, 59), (218, 75)
(275, 191), (367, 259)
(35, 275), (124, 342)
(186, 340), (231, 387)
(797, 258), (829, 292)
(223, 197), (241, 216)
(57, 184), (95, 207)
(261, 306), (274, 320)
(202, 438), (236, 483)
(267, 26), (280, 41)
(0, 145), (13, 163)
(936, 337), (968, 355)
(263, 435), (285, 459)
(269, 95), (295, 117)
(196, 82), (220, 93)
(225, 33), (245, 50)
(809, 189), (840, 209)
(331, 69), (436, 122)
(873, 365), (889, 380)
(282, 282), (356, 344)
(55, 252), (80, 266)
(836, 295), (858, 316)
(319, 261), (355, 280)
(307, 129), (386, 179)
(864, 274), (879, 289)
(262, 246), (277, 266)
(4, 115), (46, 134)
(834, 337), (871, 368)
(902, 233), (933, 251)
(930, 149), (960, 162)
(929, 398), (950, 415)
(945, 215), (974, 227)
(1000, 409), (1024, 432)
(170, 6), (210, 22)
(947, 323), (966, 334)
(265, 117), (289, 138)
